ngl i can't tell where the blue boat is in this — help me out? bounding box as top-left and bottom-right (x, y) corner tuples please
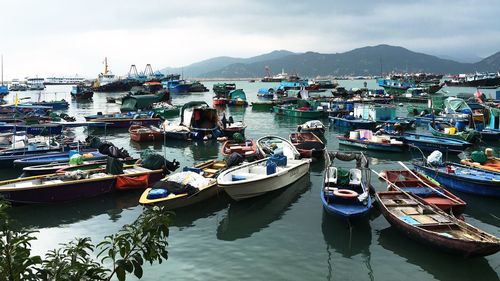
(377, 79), (415, 93)
(413, 161), (500, 198)
(228, 89), (248, 106)
(161, 80), (191, 94)
(25, 100), (69, 110)
(13, 150), (105, 168)
(329, 116), (377, 130)
(321, 152), (372, 219)
(402, 133), (472, 153)
(257, 88), (274, 99)
(478, 128), (500, 141)
(337, 134), (406, 152)
(0, 85), (8, 97)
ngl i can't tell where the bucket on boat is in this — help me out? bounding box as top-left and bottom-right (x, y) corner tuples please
(444, 128), (450, 134)
(266, 161), (277, 175)
(349, 131), (360, 140)
(448, 127), (456, 135)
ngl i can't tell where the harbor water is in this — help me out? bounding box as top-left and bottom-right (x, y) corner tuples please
(4, 80), (499, 281)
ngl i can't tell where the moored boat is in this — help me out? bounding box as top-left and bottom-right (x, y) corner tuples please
(289, 132), (325, 158)
(139, 160), (226, 210)
(21, 158), (137, 177)
(329, 116), (377, 130)
(428, 122), (479, 142)
(401, 133), (472, 153)
(321, 152), (372, 219)
(221, 139), (258, 161)
(13, 150), (105, 168)
(217, 156), (311, 201)
(413, 161), (500, 198)
(129, 125), (162, 142)
(376, 191), (500, 257)
(84, 112), (160, 128)
(382, 169), (466, 216)
(337, 130), (405, 152)
(256, 135), (300, 160)
(228, 89), (248, 106)
(297, 120), (326, 137)
(460, 157), (500, 173)
(70, 84), (94, 100)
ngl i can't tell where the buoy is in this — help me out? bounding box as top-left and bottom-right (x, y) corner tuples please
(333, 189), (359, 198)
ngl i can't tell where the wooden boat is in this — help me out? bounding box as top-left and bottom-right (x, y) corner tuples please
(329, 116), (377, 130)
(289, 132), (325, 158)
(413, 161), (500, 198)
(337, 130), (405, 152)
(478, 129), (500, 142)
(212, 83), (235, 106)
(296, 120), (326, 137)
(155, 121), (191, 140)
(376, 191), (500, 257)
(321, 152), (372, 218)
(13, 150), (105, 168)
(221, 139), (258, 160)
(460, 157), (500, 173)
(256, 135), (300, 160)
(139, 160), (226, 210)
(21, 158), (137, 177)
(218, 157), (311, 201)
(180, 101), (220, 140)
(382, 170), (466, 216)
(129, 125), (162, 142)
(150, 103), (180, 119)
(402, 133), (472, 153)
(70, 84), (94, 100)
(0, 165), (165, 204)
(84, 112), (160, 128)
(428, 122), (479, 142)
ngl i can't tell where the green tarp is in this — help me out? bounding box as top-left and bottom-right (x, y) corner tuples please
(121, 93), (166, 112)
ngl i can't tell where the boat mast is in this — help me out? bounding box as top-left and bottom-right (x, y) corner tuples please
(104, 57), (109, 75)
(1, 54), (3, 85)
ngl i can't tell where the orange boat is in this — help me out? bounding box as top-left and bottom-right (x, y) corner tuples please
(383, 170), (467, 217)
(129, 125), (162, 142)
(460, 158), (500, 173)
(221, 139), (258, 161)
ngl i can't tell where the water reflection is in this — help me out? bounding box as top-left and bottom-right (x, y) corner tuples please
(9, 190), (142, 229)
(171, 193), (230, 230)
(216, 174), (311, 241)
(378, 226), (499, 281)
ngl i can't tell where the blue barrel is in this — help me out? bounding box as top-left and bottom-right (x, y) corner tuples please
(455, 120), (466, 131)
(266, 161), (277, 175)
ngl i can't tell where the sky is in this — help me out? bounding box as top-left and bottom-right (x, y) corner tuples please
(1, 0), (499, 80)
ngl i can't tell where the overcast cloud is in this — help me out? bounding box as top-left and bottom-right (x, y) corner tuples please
(1, 0), (499, 79)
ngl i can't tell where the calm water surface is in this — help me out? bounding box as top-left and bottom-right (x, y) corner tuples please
(4, 80), (499, 280)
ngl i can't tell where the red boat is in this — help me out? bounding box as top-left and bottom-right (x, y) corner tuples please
(221, 139), (258, 161)
(383, 170), (466, 216)
(129, 125), (162, 142)
(289, 132), (325, 158)
(376, 191), (500, 258)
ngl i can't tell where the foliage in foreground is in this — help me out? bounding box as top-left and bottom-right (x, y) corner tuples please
(0, 201), (172, 281)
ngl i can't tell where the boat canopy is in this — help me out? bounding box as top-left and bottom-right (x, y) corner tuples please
(443, 97), (472, 115)
(229, 89), (246, 100)
(121, 93), (166, 112)
(180, 101), (210, 126)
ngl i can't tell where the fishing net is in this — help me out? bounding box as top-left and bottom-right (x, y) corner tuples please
(233, 133), (244, 142)
(470, 151), (487, 164)
(337, 168), (350, 186)
(140, 149), (167, 170)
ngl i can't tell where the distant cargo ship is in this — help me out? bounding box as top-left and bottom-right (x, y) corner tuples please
(44, 76), (86, 85)
(445, 72), (500, 87)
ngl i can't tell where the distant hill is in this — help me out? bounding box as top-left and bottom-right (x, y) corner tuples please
(161, 50), (295, 77)
(162, 45), (500, 78)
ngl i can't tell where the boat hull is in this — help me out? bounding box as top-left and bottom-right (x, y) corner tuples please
(273, 106), (322, 119)
(140, 184), (222, 210)
(414, 163), (500, 198)
(402, 134), (471, 153)
(337, 137), (405, 152)
(219, 159), (310, 201)
(329, 116), (377, 130)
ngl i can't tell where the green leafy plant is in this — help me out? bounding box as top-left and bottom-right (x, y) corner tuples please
(0, 200), (172, 281)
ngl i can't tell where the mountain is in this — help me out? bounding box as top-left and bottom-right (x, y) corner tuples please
(437, 54), (483, 64)
(162, 45), (500, 78)
(161, 50), (295, 77)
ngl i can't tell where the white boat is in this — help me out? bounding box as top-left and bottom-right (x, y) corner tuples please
(26, 77), (45, 90)
(44, 76), (86, 85)
(256, 135), (300, 160)
(217, 157), (311, 201)
(95, 57), (118, 87)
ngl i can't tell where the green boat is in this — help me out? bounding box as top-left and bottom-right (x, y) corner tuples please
(251, 101), (275, 111)
(428, 123), (479, 142)
(151, 104), (180, 119)
(272, 100), (323, 119)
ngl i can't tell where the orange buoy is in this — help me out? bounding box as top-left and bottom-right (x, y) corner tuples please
(333, 189), (358, 198)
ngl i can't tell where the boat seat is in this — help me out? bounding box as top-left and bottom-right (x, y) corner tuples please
(203, 168), (218, 174)
(349, 169), (361, 185)
(327, 167), (337, 184)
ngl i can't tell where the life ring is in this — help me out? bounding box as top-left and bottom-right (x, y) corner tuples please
(333, 189), (359, 198)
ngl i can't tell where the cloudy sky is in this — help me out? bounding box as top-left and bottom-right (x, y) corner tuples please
(1, 0), (499, 79)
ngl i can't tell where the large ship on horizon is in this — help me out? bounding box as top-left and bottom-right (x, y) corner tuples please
(44, 76), (86, 85)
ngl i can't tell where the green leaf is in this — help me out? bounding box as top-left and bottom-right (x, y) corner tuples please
(116, 265), (126, 281)
(133, 260), (143, 279)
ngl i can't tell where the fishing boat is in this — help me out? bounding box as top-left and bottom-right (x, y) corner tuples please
(376, 191), (500, 257)
(150, 102), (179, 119)
(228, 89), (248, 106)
(180, 101), (221, 140)
(13, 150), (105, 168)
(382, 169), (466, 216)
(21, 158), (137, 177)
(460, 149), (500, 173)
(218, 116), (247, 139)
(70, 84), (94, 100)
(289, 132), (325, 158)
(329, 116), (377, 130)
(413, 161), (500, 198)
(377, 79), (414, 94)
(217, 156), (311, 201)
(155, 121), (191, 140)
(257, 88), (275, 99)
(428, 122), (479, 142)
(297, 120), (326, 137)
(0, 165), (165, 204)
(139, 160), (226, 210)
(337, 130), (406, 152)
(84, 112), (160, 128)
(0, 142), (77, 168)
(221, 139), (258, 161)
(256, 135), (300, 160)
(272, 100), (323, 119)
(129, 125), (162, 142)
(162, 79), (191, 94)
(401, 133), (472, 153)
(251, 101), (275, 111)
(212, 83), (235, 106)
(25, 100), (69, 110)
(321, 151), (372, 219)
